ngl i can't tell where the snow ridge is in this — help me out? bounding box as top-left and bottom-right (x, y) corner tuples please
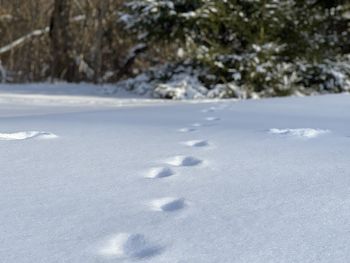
(0, 131), (58, 140)
(269, 128), (330, 138)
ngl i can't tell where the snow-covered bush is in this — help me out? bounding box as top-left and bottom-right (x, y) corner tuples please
(296, 58), (350, 94)
(207, 83), (247, 99)
(197, 43), (301, 97)
(120, 0), (350, 99)
(117, 55), (350, 99)
(118, 64), (208, 99)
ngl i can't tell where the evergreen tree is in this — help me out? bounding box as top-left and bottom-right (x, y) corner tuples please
(122, 0), (350, 98)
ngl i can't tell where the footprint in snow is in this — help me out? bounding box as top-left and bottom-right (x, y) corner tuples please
(191, 123), (203, 127)
(201, 107), (217, 113)
(205, 116), (220, 121)
(178, 127), (197, 133)
(165, 155), (202, 167)
(149, 197), (186, 212)
(0, 131), (58, 141)
(182, 140), (208, 147)
(145, 167), (174, 179)
(99, 233), (162, 259)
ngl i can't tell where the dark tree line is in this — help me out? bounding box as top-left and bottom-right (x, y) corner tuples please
(1, 0), (350, 99)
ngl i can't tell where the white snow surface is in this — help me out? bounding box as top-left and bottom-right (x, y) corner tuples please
(1, 84), (350, 263)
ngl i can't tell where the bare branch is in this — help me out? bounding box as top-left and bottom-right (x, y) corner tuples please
(0, 15), (86, 56)
(0, 14), (13, 21)
(0, 27), (49, 55)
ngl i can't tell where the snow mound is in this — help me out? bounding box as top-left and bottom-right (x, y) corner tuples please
(166, 155), (202, 167)
(149, 197), (186, 212)
(99, 233), (161, 259)
(0, 131), (58, 141)
(145, 167), (174, 179)
(269, 128), (330, 138)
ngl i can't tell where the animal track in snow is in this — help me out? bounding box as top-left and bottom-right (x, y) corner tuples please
(269, 128), (330, 139)
(165, 155), (202, 167)
(149, 197), (186, 212)
(0, 131), (58, 141)
(145, 167), (174, 179)
(99, 233), (162, 259)
(191, 123), (203, 127)
(178, 127), (196, 133)
(182, 140), (208, 147)
(205, 116), (220, 121)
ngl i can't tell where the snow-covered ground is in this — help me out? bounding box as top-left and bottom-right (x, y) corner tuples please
(1, 84), (350, 262)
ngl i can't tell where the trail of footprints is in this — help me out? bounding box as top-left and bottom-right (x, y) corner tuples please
(100, 106), (221, 260)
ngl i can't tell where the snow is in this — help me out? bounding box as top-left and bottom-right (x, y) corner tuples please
(1, 84), (350, 262)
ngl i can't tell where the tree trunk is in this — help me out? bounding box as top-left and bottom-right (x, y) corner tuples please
(93, 1), (107, 83)
(50, 0), (75, 82)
